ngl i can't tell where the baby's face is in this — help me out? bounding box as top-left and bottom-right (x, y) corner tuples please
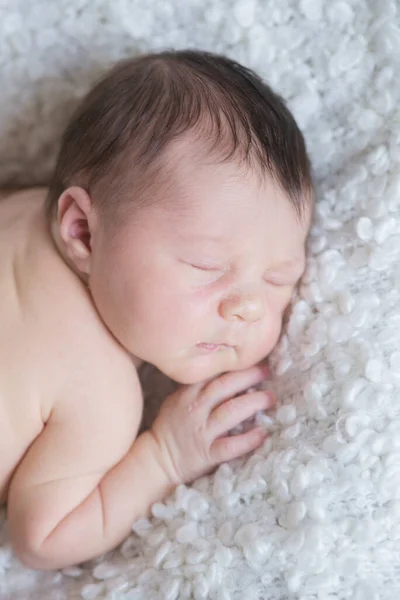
(89, 150), (311, 384)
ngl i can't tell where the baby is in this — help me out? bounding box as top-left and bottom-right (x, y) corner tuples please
(0, 50), (314, 570)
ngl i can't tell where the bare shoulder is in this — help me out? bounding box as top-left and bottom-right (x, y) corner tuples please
(40, 275), (144, 476)
(12, 189), (145, 439)
(38, 244), (144, 427)
(37, 257), (144, 477)
(0, 189), (144, 502)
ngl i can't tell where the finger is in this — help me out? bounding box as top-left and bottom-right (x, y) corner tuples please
(210, 427), (268, 464)
(208, 391), (276, 438)
(201, 363), (270, 410)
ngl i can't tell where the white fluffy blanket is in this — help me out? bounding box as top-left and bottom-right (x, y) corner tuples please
(1, 0), (400, 598)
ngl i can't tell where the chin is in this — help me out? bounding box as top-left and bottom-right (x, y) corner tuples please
(167, 367), (217, 385)
(160, 361), (226, 385)
(155, 348), (269, 385)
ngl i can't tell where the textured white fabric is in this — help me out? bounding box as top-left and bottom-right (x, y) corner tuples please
(0, 0), (400, 598)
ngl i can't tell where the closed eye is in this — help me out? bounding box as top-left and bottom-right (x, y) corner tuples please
(264, 275), (300, 287)
(264, 265), (305, 287)
(264, 279), (290, 287)
(181, 260), (226, 284)
(190, 263), (221, 272)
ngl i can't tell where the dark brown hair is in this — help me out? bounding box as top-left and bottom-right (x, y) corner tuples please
(45, 49), (314, 222)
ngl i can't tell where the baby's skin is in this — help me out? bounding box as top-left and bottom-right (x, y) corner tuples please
(0, 141), (310, 570)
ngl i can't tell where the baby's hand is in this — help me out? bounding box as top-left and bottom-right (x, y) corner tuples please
(150, 364), (275, 486)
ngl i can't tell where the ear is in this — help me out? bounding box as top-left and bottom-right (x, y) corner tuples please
(57, 186), (95, 275)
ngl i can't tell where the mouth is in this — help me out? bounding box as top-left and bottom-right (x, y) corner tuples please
(196, 342), (235, 354)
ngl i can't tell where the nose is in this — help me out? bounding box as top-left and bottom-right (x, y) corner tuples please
(219, 291), (265, 323)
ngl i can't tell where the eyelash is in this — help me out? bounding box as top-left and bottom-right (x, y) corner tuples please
(185, 263), (227, 285)
(190, 263), (222, 272)
(190, 264), (295, 288)
(266, 275), (300, 288)
(186, 262), (298, 287)
(264, 277), (290, 287)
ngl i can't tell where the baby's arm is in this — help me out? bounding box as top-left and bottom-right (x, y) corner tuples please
(8, 363), (273, 571)
(8, 364), (175, 570)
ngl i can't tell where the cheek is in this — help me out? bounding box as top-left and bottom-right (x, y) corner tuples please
(259, 299), (285, 351)
(90, 247), (146, 329)
(88, 253), (117, 314)
(268, 317), (284, 349)
(132, 275), (212, 332)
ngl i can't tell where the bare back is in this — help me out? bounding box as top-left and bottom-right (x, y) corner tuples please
(0, 189), (142, 505)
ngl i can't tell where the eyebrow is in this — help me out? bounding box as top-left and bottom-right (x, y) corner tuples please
(177, 231), (227, 243)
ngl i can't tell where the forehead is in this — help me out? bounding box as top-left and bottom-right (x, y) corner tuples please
(153, 137), (311, 257)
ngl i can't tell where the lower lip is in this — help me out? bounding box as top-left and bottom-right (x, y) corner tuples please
(196, 343), (232, 354)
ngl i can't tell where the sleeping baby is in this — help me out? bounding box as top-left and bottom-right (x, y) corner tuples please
(0, 50), (314, 570)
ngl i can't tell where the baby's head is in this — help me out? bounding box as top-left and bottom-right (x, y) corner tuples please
(47, 50), (314, 384)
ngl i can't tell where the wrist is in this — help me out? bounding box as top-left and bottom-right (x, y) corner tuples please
(147, 426), (182, 488)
